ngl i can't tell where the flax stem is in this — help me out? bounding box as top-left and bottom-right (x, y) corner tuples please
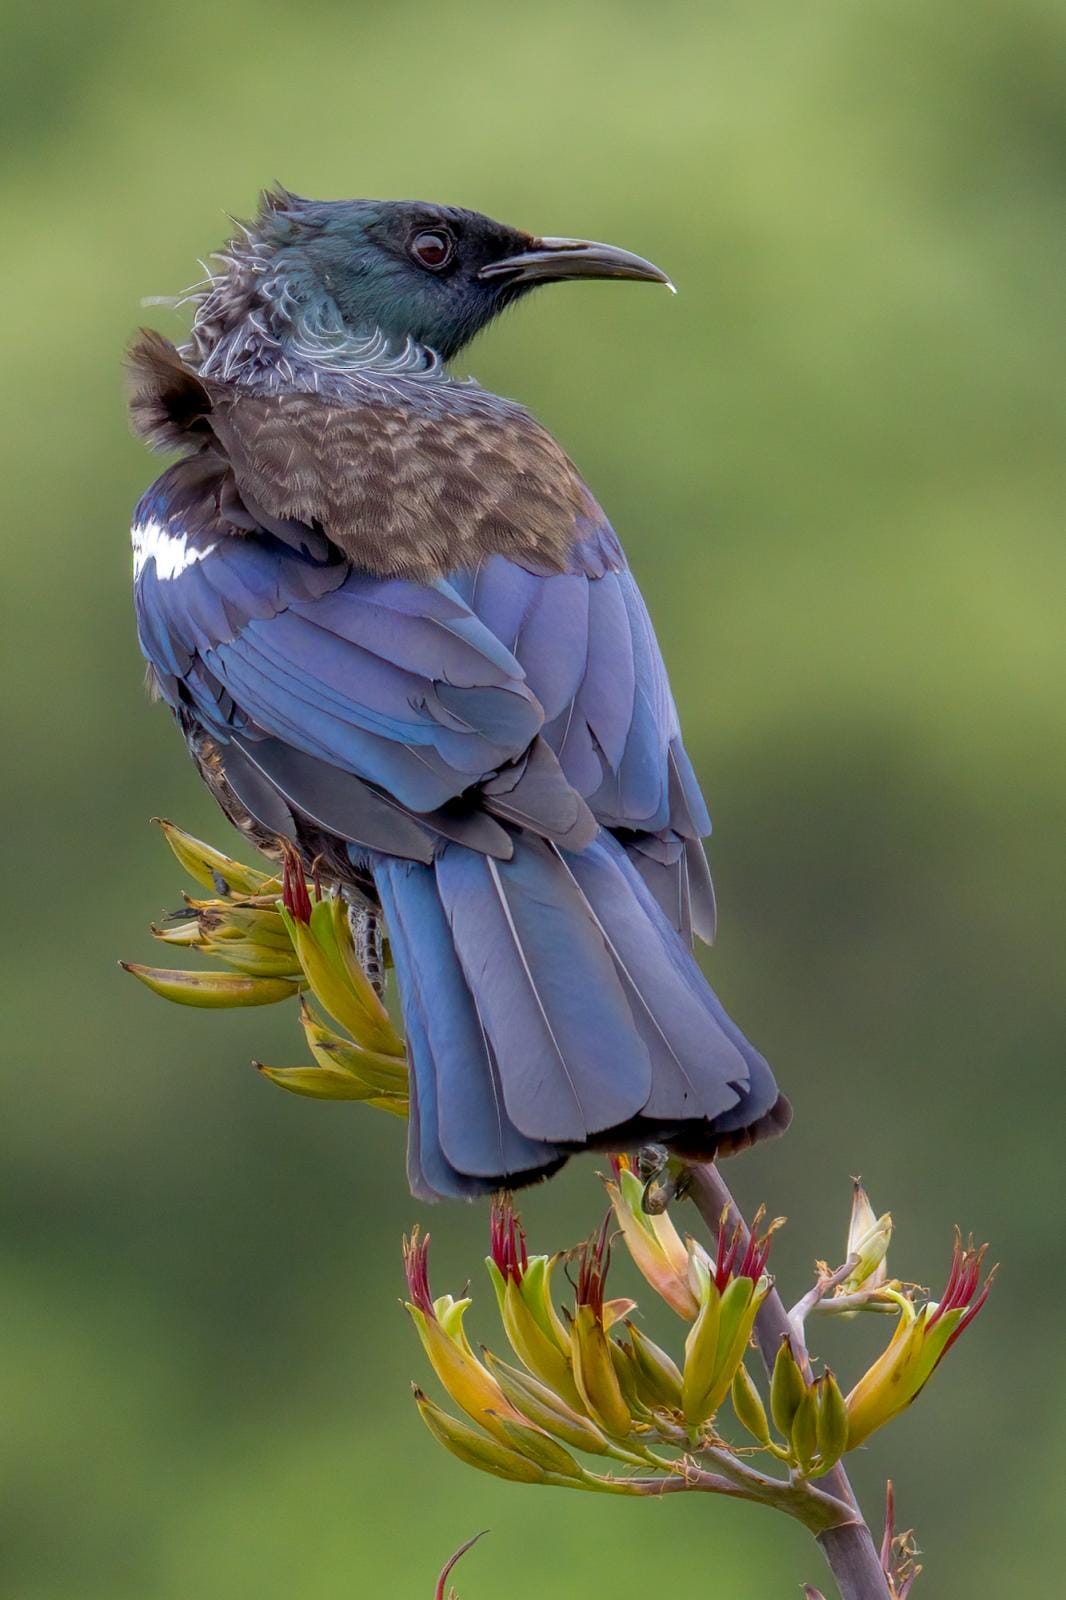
(687, 1162), (893, 1600)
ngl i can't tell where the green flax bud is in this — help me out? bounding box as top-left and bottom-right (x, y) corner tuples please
(731, 1361), (771, 1445)
(790, 1388), (819, 1475)
(120, 962), (302, 1007)
(770, 1334), (808, 1437)
(813, 1369), (849, 1475)
(413, 1388), (545, 1484)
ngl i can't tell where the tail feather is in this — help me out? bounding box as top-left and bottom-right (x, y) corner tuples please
(604, 837), (788, 1149)
(375, 859), (561, 1196)
(685, 834), (718, 944)
(556, 838), (747, 1122)
(376, 868), (487, 1200)
(435, 838), (651, 1143)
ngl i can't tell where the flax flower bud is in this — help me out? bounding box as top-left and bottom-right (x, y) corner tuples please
(403, 1229), (527, 1445)
(845, 1231), (994, 1448)
(568, 1218), (634, 1439)
(153, 817), (279, 896)
(277, 852), (402, 1057)
(485, 1198), (581, 1408)
(120, 961), (302, 1007)
(681, 1210), (775, 1427)
(604, 1155), (699, 1320)
(840, 1178), (893, 1296)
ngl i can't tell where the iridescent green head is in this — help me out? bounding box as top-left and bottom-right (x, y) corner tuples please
(232, 187), (673, 361)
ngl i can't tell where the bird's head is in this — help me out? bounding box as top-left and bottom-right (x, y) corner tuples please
(210, 188), (672, 363)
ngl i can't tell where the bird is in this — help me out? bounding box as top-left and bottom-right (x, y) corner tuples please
(127, 187), (790, 1200)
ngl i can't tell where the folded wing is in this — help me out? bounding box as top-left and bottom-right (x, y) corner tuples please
(132, 461), (596, 861)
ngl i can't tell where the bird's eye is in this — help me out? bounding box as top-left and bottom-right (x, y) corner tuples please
(409, 228), (456, 271)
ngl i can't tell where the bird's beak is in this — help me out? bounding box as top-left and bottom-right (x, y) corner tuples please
(479, 237), (674, 291)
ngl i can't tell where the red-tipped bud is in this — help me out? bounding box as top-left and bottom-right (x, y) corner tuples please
(575, 1214), (613, 1320)
(928, 1230), (994, 1353)
(489, 1194), (529, 1286)
(712, 1203), (780, 1293)
(403, 1226), (434, 1317)
(845, 1228), (995, 1448)
(281, 845), (313, 924)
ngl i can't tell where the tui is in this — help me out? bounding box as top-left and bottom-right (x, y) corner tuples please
(127, 188), (790, 1199)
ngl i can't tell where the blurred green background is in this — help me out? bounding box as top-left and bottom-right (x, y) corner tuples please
(3, 1), (1063, 1594)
